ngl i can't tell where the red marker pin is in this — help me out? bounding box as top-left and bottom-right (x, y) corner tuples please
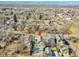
(38, 32), (42, 37)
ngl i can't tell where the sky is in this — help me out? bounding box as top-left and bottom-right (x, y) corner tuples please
(0, 0), (79, 1)
(0, 1), (79, 5)
(0, 0), (79, 5)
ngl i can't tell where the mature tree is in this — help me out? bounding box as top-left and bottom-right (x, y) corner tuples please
(13, 14), (17, 22)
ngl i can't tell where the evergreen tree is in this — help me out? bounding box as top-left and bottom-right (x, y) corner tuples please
(13, 14), (17, 22)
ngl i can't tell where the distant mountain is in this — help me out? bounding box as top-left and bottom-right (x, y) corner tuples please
(0, 1), (79, 5)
